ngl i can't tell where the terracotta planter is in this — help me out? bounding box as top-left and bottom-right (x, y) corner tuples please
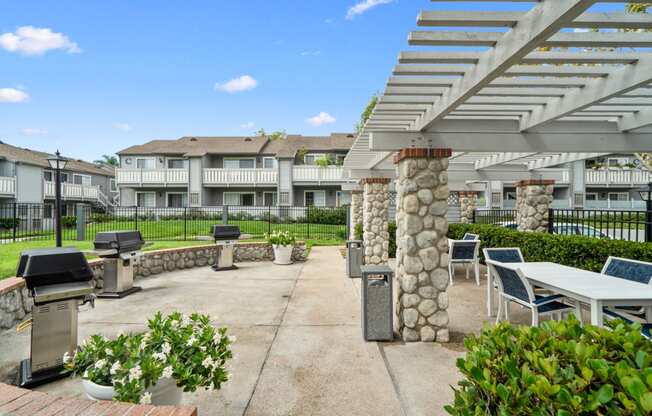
(82, 377), (183, 405)
(272, 245), (293, 265)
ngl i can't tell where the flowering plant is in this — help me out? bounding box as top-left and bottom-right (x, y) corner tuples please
(65, 311), (234, 404)
(264, 230), (296, 247)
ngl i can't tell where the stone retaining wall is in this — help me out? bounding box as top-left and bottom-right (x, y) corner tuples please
(0, 242), (308, 330)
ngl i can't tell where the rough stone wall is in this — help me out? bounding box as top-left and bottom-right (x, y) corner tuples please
(395, 149), (451, 343)
(459, 192), (477, 224)
(515, 180), (554, 233)
(362, 179), (390, 265)
(350, 191), (363, 240)
(0, 279), (33, 330)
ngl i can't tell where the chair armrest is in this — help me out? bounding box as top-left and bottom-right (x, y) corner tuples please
(533, 294), (565, 306)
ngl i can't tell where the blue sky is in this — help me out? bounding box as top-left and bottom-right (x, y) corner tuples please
(1, 1), (628, 161)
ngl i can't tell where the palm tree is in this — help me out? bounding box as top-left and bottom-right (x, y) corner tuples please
(94, 154), (118, 166)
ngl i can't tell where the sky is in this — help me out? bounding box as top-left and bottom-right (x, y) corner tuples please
(1, 1), (629, 162)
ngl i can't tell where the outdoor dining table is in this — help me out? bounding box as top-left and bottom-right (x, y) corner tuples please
(487, 262), (652, 327)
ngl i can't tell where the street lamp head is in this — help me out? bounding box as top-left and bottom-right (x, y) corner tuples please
(638, 182), (652, 202)
(47, 150), (68, 170)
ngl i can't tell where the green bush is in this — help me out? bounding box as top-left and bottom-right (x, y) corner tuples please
(0, 217), (20, 230)
(335, 228), (347, 241)
(388, 221), (396, 259)
(354, 223), (363, 240)
(90, 213), (112, 223)
(61, 216), (77, 228)
(305, 207), (346, 225)
(448, 223), (652, 272)
(446, 316), (652, 415)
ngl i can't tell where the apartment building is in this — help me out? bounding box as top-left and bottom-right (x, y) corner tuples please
(115, 134), (357, 208)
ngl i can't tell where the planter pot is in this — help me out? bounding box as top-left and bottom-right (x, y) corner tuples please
(82, 377), (183, 405)
(272, 245), (293, 265)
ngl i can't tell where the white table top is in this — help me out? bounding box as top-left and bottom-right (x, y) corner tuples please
(510, 262), (652, 302)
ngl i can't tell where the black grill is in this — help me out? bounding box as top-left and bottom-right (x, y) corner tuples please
(213, 225), (241, 241)
(94, 231), (145, 254)
(17, 247), (94, 290)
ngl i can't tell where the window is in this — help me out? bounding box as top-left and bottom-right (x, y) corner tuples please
(44, 170), (53, 182)
(110, 179), (117, 192)
(305, 190), (326, 207)
(263, 192), (277, 206)
(491, 192), (502, 208)
(224, 192), (255, 206)
(17, 204), (28, 218)
(585, 193), (598, 201)
(136, 192), (156, 207)
(304, 154), (326, 165)
(167, 193), (188, 208)
(263, 157), (276, 169)
(43, 204), (53, 218)
(136, 158), (156, 169)
(608, 192), (629, 201)
(73, 174), (92, 186)
(505, 191), (517, 201)
(335, 155), (346, 165)
(167, 159), (187, 169)
(224, 158), (255, 169)
(189, 192), (200, 206)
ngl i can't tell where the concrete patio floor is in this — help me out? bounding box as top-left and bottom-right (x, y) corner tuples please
(0, 246), (535, 415)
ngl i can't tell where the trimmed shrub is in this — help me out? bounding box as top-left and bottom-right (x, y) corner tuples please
(61, 216), (77, 228)
(354, 223), (363, 240)
(335, 228), (347, 241)
(448, 223), (652, 272)
(388, 221), (396, 259)
(0, 217), (20, 230)
(305, 207), (347, 225)
(446, 316), (652, 415)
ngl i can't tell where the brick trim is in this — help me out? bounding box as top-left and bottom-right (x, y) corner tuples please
(516, 179), (555, 187)
(459, 191), (479, 197)
(361, 178), (391, 185)
(394, 148), (452, 164)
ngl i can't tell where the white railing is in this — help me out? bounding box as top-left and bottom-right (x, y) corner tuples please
(585, 199), (647, 210)
(0, 176), (15, 195)
(203, 168), (277, 185)
(116, 169), (188, 185)
(585, 169), (652, 186)
(44, 182), (100, 200)
(292, 166), (351, 182)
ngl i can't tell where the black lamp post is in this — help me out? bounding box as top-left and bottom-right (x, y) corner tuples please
(638, 182), (652, 243)
(47, 150), (68, 247)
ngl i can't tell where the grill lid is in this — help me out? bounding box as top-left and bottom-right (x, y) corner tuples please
(17, 247), (94, 290)
(213, 225), (241, 240)
(94, 231), (145, 252)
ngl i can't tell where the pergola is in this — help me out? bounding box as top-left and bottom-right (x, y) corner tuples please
(344, 0), (652, 343)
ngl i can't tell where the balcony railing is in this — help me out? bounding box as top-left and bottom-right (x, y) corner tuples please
(585, 169), (652, 186)
(116, 169), (189, 185)
(203, 168), (277, 185)
(292, 166), (351, 182)
(585, 199), (647, 210)
(44, 182), (100, 200)
(0, 176), (15, 195)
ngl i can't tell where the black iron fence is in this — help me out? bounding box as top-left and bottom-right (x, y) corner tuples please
(0, 203), (347, 243)
(474, 208), (652, 242)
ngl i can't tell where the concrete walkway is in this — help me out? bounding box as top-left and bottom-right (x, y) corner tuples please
(0, 246), (516, 415)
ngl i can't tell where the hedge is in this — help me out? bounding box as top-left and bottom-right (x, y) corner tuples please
(0, 217), (20, 230)
(448, 223), (652, 273)
(354, 222), (396, 259)
(446, 316), (652, 415)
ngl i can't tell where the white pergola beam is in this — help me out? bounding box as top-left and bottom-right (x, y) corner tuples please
(394, 64), (611, 77)
(618, 107), (652, 131)
(387, 76), (589, 88)
(527, 152), (609, 170)
(399, 50), (643, 65)
(474, 152), (539, 169)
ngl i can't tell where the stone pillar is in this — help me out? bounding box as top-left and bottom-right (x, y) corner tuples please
(362, 178), (390, 265)
(394, 148), (451, 343)
(516, 180), (554, 233)
(459, 191), (478, 224)
(350, 190), (363, 240)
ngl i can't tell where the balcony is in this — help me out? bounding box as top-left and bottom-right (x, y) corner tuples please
(116, 169), (188, 186)
(292, 166), (352, 183)
(203, 168), (277, 186)
(585, 169), (652, 187)
(0, 176), (15, 196)
(44, 182), (100, 200)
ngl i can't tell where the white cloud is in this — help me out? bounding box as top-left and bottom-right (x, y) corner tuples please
(300, 50), (321, 57)
(214, 75), (258, 93)
(239, 121), (255, 130)
(0, 26), (80, 56)
(113, 122), (132, 132)
(306, 112), (336, 127)
(346, 0), (392, 20)
(0, 88), (29, 103)
(22, 128), (47, 136)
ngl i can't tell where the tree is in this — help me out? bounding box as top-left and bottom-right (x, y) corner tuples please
(355, 94), (378, 134)
(94, 154), (118, 166)
(256, 128), (286, 141)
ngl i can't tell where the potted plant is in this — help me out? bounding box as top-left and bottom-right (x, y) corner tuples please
(265, 230), (296, 265)
(65, 311), (234, 405)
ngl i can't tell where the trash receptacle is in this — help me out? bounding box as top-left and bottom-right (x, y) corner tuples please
(346, 240), (363, 278)
(361, 265), (394, 341)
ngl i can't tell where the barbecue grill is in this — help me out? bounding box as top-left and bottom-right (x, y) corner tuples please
(93, 231), (149, 298)
(212, 225), (241, 271)
(17, 247), (95, 388)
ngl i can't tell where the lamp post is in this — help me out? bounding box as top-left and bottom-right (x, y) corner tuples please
(47, 150), (68, 247)
(638, 182), (652, 243)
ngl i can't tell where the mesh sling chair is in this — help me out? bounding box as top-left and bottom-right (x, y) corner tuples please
(601, 257), (652, 320)
(483, 248), (525, 317)
(486, 260), (573, 327)
(462, 233), (479, 241)
(448, 239), (481, 286)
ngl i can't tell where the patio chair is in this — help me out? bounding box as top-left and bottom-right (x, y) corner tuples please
(448, 239), (481, 286)
(483, 248), (525, 317)
(603, 308), (652, 339)
(486, 260), (573, 327)
(462, 233), (479, 241)
(601, 257), (652, 319)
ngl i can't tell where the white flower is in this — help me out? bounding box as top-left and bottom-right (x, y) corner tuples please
(228, 335), (237, 343)
(110, 362), (121, 375)
(225, 372), (232, 381)
(153, 352), (166, 362)
(161, 342), (171, 355)
(181, 316), (191, 327)
(139, 392), (152, 405)
(187, 336), (196, 347)
(62, 351), (71, 364)
(162, 366), (173, 379)
(199, 346), (206, 352)
(202, 357), (214, 368)
(95, 359), (107, 369)
(105, 348), (113, 356)
(83, 369), (89, 378)
(129, 365), (142, 382)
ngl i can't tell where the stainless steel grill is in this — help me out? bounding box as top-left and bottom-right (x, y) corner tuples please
(93, 231), (148, 299)
(212, 225), (241, 271)
(17, 247), (95, 388)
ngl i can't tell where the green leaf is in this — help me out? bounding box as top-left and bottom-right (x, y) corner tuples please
(641, 392), (652, 412)
(497, 384), (509, 402)
(596, 384), (614, 404)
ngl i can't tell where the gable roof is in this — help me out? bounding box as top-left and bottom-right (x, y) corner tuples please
(0, 141), (115, 177)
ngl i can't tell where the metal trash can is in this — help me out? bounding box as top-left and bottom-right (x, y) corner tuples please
(346, 240), (363, 278)
(361, 265), (394, 341)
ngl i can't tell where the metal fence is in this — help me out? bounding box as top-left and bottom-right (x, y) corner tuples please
(474, 208), (651, 242)
(0, 203), (347, 243)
